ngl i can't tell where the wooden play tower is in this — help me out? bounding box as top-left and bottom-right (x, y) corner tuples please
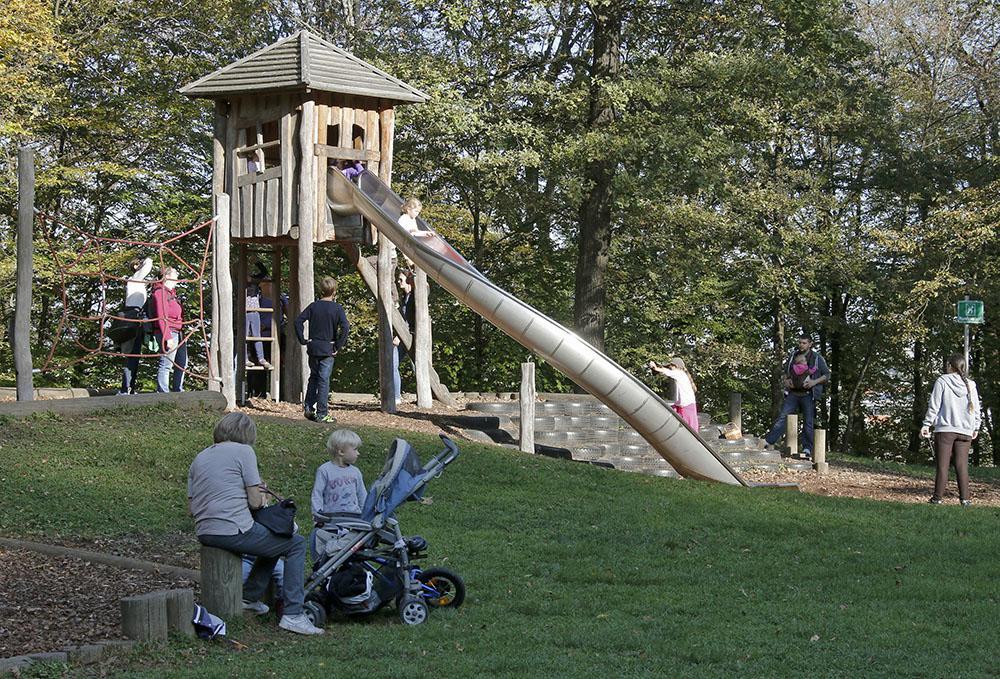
(182, 30), (452, 411)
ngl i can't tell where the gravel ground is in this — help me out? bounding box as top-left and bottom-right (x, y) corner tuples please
(742, 463), (1000, 506)
(0, 548), (197, 658)
(239, 394), (482, 438)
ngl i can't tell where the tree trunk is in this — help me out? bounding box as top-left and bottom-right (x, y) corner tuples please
(907, 339), (925, 456)
(572, 3), (621, 352)
(827, 291), (846, 447)
(770, 298), (786, 419)
(846, 319), (880, 452)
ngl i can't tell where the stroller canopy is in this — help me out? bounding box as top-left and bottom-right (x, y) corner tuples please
(361, 439), (431, 521)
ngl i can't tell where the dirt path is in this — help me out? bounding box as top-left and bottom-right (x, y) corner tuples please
(743, 463), (1000, 506)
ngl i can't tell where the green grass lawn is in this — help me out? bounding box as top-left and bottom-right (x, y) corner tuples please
(3, 406), (999, 678)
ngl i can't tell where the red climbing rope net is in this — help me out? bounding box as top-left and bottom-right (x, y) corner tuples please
(35, 211), (216, 384)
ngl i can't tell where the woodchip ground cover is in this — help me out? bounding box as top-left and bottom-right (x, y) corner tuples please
(2, 406), (998, 677)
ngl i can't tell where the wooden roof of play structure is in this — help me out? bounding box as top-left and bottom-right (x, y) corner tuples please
(180, 29), (428, 103)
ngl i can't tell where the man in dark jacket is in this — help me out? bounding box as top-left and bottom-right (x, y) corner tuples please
(763, 333), (830, 460)
(295, 277), (350, 422)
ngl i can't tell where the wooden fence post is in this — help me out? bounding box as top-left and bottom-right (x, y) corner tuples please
(15, 146), (34, 401)
(519, 362), (536, 454)
(786, 413), (798, 458)
(728, 392), (741, 431)
(814, 429), (828, 473)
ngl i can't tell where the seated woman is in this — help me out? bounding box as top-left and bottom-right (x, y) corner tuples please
(187, 412), (323, 635)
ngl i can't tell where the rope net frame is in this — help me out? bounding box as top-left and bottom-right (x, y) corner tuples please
(35, 210), (216, 385)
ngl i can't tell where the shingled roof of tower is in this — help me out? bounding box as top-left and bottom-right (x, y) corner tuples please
(180, 30), (428, 103)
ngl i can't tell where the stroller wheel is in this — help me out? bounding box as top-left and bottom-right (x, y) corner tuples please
(418, 567), (466, 608)
(398, 597), (429, 625)
(303, 599), (327, 628)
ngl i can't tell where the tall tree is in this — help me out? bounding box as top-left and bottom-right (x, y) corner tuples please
(572, 1), (621, 351)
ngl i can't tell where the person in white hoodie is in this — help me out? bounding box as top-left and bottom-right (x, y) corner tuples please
(920, 354), (982, 506)
(118, 256), (153, 394)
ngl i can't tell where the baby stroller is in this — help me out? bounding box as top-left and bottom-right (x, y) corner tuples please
(303, 434), (464, 626)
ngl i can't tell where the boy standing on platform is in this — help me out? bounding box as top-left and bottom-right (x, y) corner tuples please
(295, 277), (350, 423)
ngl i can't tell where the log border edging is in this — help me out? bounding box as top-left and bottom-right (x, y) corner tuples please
(0, 537), (201, 582)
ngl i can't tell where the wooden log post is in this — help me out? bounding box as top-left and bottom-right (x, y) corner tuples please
(728, 392), (742, 431)
(162, 588), (195, 637)
(297, 99), (316, 400)
(121, 591), (169, 642)
(519, 361), (536, 453)
(814, 429), (828, 474)
(377, 236), (396, 413)
(215, 194), (236, 409)
(285, 245), (304, 402)
(235, 244), (248, 405)
(786, 413), (799, 458)
(200, 546), (242, 620)
(269, 246), (282, 402)
(414, 268), (432, 408)
(377, 106), (396, 413)
(208, 103), (226, 392)
(15, 146), (35, 402)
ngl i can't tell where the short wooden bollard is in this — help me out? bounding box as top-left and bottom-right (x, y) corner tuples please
(786, 413), (798, 458)
(519, 361), (536, 454)
(200, 546), (242, 619)
(728, 392), (742, 432)
(121, 591), (169, 642)
(163, 588), (195, 637)
(814, 429), (829, 474)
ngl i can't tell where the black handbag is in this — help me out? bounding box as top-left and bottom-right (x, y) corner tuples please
(252, 488), (297, 537)
(107, 307), (144, 345)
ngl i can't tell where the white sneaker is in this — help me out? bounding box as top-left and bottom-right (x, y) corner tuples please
(242, 600), (269, 615)
(278, 614), (325, 635)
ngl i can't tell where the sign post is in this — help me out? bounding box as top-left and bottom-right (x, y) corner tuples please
(955, 297), (985, 368)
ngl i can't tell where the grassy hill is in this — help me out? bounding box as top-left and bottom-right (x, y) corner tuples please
(2, 406), (998, 677)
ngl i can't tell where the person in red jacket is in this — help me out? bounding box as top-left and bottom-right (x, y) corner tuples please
(149, 266), (188, 392)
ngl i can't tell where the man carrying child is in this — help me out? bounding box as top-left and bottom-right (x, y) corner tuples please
(763, 333), (830, 460)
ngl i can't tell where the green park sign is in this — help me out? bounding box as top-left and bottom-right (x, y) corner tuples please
(955, 300), (985, 324)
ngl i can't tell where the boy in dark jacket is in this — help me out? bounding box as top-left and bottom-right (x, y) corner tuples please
(295, 277), (350, 422)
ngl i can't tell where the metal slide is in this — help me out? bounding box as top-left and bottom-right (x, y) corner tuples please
(328, 170), (748, 486)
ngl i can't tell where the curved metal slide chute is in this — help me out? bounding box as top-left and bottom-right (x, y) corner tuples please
(329, 170), (748, 486)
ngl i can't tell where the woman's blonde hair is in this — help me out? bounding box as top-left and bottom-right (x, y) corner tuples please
(213, 412), (257, 445)
(326, 429), (362, 459)
(401, 197), (422, 213)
